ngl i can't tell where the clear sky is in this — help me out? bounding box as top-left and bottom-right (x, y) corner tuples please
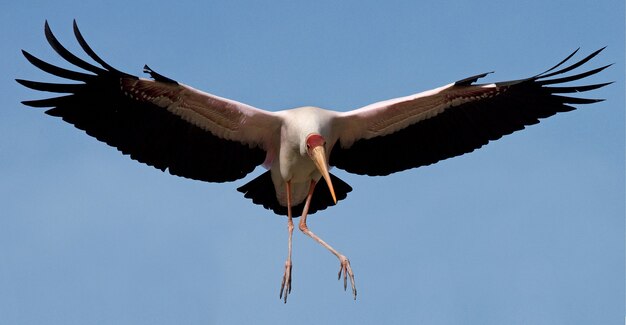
(1, 1), (623, 324)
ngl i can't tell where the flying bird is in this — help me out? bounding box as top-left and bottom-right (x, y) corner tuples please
(18, 21), (610, 302)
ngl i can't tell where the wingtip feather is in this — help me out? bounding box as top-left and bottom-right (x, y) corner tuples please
(535, 48), (580, 77)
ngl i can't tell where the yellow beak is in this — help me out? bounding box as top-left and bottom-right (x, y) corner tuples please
(310, 145), (337, 204)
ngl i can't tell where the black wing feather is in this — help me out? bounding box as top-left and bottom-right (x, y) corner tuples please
(15, 79), (85, 93)
(534, 48), (579, 77)
(21, 50), (95, 81)
(44, 21), (106, 75)
(72, 20), (126, 75)
(18, 21), (265, 183)
(535, 47), (603, 79)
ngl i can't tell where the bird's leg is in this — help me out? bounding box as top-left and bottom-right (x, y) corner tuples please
(299, 180), (357, 300)
(279, 181), (294, 303)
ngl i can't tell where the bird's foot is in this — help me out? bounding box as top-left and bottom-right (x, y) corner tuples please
(337, 255), (357, 300)
(279, 260), (292, 303)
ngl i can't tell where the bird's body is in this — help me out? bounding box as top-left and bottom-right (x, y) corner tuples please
(18, 21), (610, 303)
(272, 106), (334, 206)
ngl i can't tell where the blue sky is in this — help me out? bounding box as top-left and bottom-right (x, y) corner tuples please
(1, 1), (623, 324)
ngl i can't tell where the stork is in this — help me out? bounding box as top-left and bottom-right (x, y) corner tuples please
(18, 21), (610, 302)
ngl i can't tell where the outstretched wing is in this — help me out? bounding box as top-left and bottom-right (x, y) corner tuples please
(18, 21), (281, 182)
(330, 49), (611, 176)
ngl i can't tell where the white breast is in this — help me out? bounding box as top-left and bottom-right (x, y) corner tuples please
(270, 106), (336, 206)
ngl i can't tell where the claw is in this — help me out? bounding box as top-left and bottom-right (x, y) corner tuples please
(279, 262), (292, 303)
(337, 256), (357, 300)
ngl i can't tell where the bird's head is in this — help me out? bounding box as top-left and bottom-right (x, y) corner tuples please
(305, 134), (337, 204)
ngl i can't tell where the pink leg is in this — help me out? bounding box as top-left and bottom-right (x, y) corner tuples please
(299, 180), (357, 300)
(279, 181), (294, 303)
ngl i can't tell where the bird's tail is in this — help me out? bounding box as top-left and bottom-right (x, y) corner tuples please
(236, 171), (352, 217)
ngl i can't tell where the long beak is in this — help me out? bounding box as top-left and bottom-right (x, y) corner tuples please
(310, 146), (337, 204)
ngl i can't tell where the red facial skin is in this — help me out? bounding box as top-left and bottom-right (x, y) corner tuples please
(305, 134), (325, 153)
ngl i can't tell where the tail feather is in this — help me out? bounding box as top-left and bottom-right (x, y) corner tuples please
(237, 171), (352, 217)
